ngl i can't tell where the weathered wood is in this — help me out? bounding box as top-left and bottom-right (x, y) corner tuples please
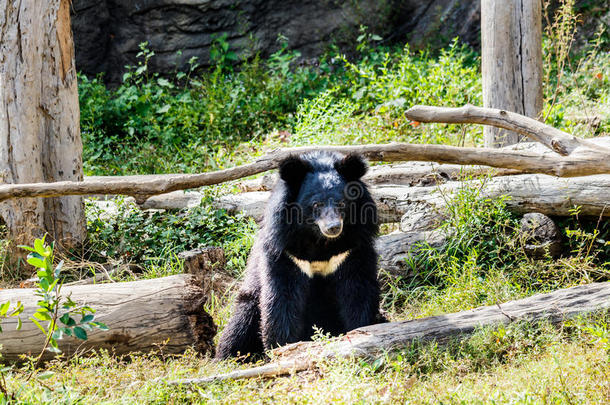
(0, 0), (85, 251)
(384, 174), (610, 231)
(3, 130), (610, 205)
(0, 274), (216, 362)
(170, 282), (610, 386)
(214, 174), (610, 228)
(376, 230), (447, 275)
(405, 105), (606, 156)
(481, 0), (543, 147)
(519, 213), (562, 259)
(237, 162), (521, 192)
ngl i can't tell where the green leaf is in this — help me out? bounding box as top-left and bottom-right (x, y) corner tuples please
(12, 302), (24, 316)
(52, 329), (64, 340)
(81, 314), (95, 324)
(39, 278), (50, 292)
(54, 260), (64, 277)
(33, 310), (52, 321)
(0, 301), (9, 316)
(157, 78), (171, 87)
(29, 318), (46, 334)
(27, 257), (45, 269)
(73, 326), (88, 340)
(16, 317), (22, 330)
(93, 322), (109, 331)
(156, 104), (171, 114)
(29, 252), (45, 260)
(46, 345), (62, 354)
(60, 314), (76, 327)
(37, 371), (55, 381)
(34, 238), (44, 255)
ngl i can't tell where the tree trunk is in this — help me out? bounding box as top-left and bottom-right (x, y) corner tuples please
(0, 274), (216, 362)
(481, 0), (543, 147)
(0, 0), (85, 256)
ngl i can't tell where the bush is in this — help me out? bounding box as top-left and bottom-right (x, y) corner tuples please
(85, 197), (256, 277)
(79, 42), (335, 175)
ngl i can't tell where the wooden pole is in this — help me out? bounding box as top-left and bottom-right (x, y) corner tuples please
(481, 0), (543, 147)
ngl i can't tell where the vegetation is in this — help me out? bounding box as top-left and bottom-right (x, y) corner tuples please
(1, 238), (106, 400)
(1, 2), (610, 402)
(84, 196), (256, 278)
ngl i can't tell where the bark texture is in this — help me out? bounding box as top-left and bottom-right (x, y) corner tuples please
(0, 0), (85, 250)
(481, 0), (543, 147)
(0, 274), (216, 362)
(214, 174), (610, 227)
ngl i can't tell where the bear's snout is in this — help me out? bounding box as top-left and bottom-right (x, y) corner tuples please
(317, 211), (343, 238)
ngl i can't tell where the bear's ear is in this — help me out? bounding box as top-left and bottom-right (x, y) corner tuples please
(279, 156), (312, 189)
(334, 153), (368, 181)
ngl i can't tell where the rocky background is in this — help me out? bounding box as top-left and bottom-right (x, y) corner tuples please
(71, 0), (608, 84)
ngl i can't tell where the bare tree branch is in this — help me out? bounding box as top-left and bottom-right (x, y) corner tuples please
(1, 106), (609, 202)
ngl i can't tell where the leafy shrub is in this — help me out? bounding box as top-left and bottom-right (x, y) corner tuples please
(85, 198), (256, 277)
(383, 179), (610, 318)
(290, 39), (482, 147)
(79, 42), (335, 175)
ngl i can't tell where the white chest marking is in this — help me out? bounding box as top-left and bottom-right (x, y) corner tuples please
(286, 251), (351, 278)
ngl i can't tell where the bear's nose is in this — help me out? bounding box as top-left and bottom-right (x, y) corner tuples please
(322, 221), (343, 238)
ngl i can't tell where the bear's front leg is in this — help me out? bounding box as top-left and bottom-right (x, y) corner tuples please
(335, 246), (381, 331)
(260, 254), (311, 350)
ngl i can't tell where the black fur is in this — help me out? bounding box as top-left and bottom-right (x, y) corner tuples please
(216, 151), (383, 360)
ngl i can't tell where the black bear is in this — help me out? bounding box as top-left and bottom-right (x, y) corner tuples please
(216, 151), (382, 359)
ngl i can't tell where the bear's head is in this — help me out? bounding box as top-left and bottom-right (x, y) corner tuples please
(278, 151), (373, 240)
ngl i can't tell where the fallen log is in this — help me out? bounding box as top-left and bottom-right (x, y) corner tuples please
(0, 274), (216, 362)
(376, 230), (447, 275)
(213, 174), (610, 228)
(519, 213), (562, 259)
(169, 281), (610, 386)
(390, 173), (610, 231)
(2, 106), (610, 203)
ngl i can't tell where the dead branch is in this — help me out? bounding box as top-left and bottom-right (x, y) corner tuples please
(1, 106), (608, 202)
(405, 104), (609, 156)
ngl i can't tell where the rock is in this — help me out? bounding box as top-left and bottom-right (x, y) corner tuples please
(71, 0), (482, 84)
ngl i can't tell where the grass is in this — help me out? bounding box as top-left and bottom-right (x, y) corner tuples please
(2, 316), (609, 403)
